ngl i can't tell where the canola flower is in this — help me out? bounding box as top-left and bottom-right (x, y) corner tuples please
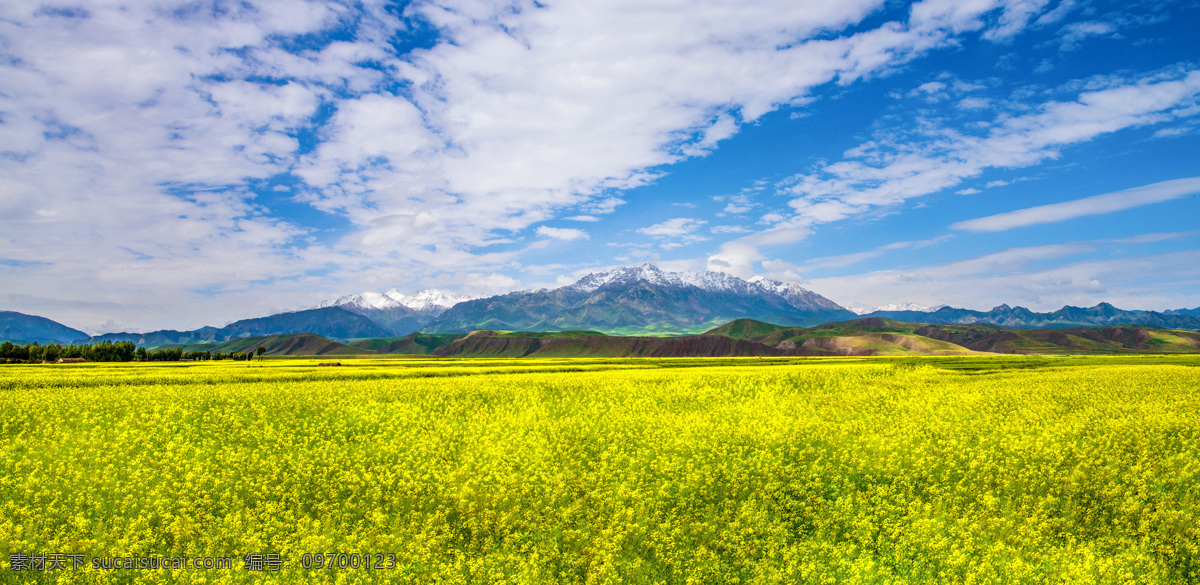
(0, 356), (1196, 584)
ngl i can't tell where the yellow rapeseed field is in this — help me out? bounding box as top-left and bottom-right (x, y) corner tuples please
(0, 356), (1197, 584)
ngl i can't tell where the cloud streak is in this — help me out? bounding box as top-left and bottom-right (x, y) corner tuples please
(780, 69), (1200, 225)
(951, 177), (1200, 232)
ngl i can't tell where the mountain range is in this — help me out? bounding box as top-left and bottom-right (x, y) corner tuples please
(80, 307), (393, 347)
(160, 317), (1200, 358)
(423, 264), (856, 334)
(863, 302), (1200, 330)
(3, 263), (1200, 346)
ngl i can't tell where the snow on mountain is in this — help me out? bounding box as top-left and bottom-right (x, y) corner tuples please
(848, 303), (948, 315)
(314, 289), (478, 315)
(570, 264), (753, 294)
(395, 289), (480, 312)
(570, 264), (848, 311)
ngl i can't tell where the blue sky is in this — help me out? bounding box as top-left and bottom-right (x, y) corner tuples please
(2, 0), (1199, 333)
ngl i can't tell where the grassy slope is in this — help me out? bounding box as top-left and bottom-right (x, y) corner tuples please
(169, 333), (373, 356)
(432, 334), (787, 358)
(350, 333), (463, 355)
(707, 318), (1200, 355)
(796, 333), (985, 356)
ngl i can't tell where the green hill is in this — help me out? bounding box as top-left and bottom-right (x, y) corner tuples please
(703, 318), (1200, 355)
(168, 333), (373, 356)
(431, 333), (785, 358)
(349, 333), (462, 355)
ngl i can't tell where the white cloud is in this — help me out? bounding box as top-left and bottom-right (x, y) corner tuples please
(1057, 20), (1117, 51)
(312, 0), (1069, 253)
(707, 241), (763, 279)
(951, 177), (1200, 232)
(915, 81), (947, 94)
(717, 193), (758, 216)
(0, 0), (1091, 329)
(637, 217), (709, 249)
(637, 218), (708, 237)
(957, 97), (990, 109)
(782, 69), (1200, 226)
(1034, 0), (1078, 26)
(806, 235), (953, 268)
(536, 226), (590, 241)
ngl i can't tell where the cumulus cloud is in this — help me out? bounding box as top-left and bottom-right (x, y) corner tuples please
(716, 193), (759, 216)
(1057, 20), (1117, 51)
(536, 226), (590, 241)
(707, 241), (763, 279)
(637, 218), (709, 249)
(637, 218), (708, 238)
(0, 0), (1096, 329)
(957, 97), (991, 110)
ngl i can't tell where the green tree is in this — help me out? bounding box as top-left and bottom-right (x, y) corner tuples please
(256, 346), (266, 361)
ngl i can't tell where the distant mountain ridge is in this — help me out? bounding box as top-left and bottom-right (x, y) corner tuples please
(865, 302), (1200, 330)
(422, 264), (857, 334)
(86, 307), (392, 346)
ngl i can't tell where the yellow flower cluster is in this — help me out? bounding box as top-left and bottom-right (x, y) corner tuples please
(0, 356), (1196, 584)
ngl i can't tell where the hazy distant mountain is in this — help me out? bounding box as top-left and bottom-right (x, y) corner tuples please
(212, 306), (394, 339)
(848, 302), (946, 315)
(1165, 307), (1200, 318)
(865, 302), (1200, 330)
(423, 264), (856, 334)
(0, 310), (88, 344)
(87, 307), (393, 346)
(312, 288), (477, 335)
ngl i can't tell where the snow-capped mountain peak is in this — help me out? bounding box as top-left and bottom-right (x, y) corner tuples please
(392, 289), (478, 312)
(566, 264), (848, 312)
(571, 263), (759, 294)
(847, 302), (948, 315)
(314, 288), (478, 314)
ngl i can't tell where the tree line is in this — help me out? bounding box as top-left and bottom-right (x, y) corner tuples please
(0, 341), (264, 364)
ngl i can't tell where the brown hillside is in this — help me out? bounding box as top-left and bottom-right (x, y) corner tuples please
(430, 332), (913, 358)
(915, 325), (1200, 354)
(432, 334), (789, 358)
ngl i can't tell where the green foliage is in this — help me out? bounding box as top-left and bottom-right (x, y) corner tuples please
(0, 340), (136, 363)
